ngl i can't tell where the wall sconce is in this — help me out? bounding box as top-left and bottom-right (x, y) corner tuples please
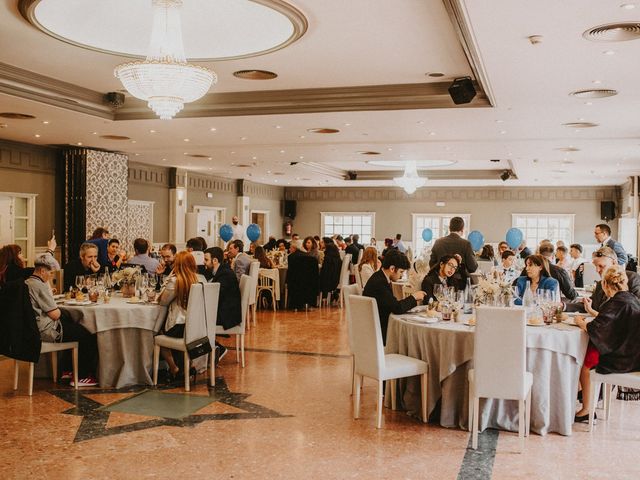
(206, 192), (213, 199)
(176, 188), (184, 207)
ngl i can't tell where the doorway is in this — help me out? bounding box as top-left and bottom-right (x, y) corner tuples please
(250, 210), (269, 244)
(192, 206), (225, 247)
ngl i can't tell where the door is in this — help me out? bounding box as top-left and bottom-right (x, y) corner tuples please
(251, 211), (267, 244)
(193, 206), (225, 247)
(0, 196), (12, 246)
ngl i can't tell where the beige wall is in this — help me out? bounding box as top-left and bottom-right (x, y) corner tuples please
(285, 186), (621, 246)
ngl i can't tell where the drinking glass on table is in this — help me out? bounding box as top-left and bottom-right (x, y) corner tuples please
(148, 274), (157, 290)
(433, 284), (445, 303)
(75, 275), (85, 292)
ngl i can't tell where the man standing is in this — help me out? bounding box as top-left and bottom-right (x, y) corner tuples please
(429, 217), (478, 274)
(231, 215), (245, 243)
(344, 236), (360, 263)
(393, 234), (407, 254)
(363, 250), (426, 345)
(352, 234), (364, 252)
(227, 239), (252, 282)
(594, 223), (627, 266)
(203, 247), (242, 362)
(63, 243), (101, 291)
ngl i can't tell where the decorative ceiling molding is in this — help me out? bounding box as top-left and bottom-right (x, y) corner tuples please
(0, 138), (57, 173)
(115, 81), (490, 120)
(0, 62), (113, 119)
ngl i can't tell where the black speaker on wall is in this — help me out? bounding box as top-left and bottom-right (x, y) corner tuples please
(284, 200), (297, 219)
(601, 201), (616, 221)
(448, 77), (476, 105)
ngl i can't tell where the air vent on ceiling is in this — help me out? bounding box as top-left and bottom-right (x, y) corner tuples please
(570, 89), (618, 98)
(357, 151), (381, 155)
(562, 122), (599, 128)
(555, 147), (581, 152)
(583, 22), (640, 42)
(100, 135), (131, 140)
(307, 128), (340, 134)
(187, 154), (210, 158)
(0, 112), (35, 119)
(233, 70), (278, 80)
(235, 164), (252, 168)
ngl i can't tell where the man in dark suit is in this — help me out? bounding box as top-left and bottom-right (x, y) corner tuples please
(536, 244), (578, 300)
(567, 246), (640, 313)
(204, 247), (242, 362)
(352, 234), (365, 252)
(345, 236), (360, 264)
(363, 250), (426, 344)
(594, 223), (627, 266)
(429, 217), (478, 289)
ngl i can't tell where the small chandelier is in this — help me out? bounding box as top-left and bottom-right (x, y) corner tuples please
(394, 160), (426, 194)
(114, 0), (216, 119)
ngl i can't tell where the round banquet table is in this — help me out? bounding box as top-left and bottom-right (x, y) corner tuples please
(61, 296), (167, 388)
(385, 313), (588, 436)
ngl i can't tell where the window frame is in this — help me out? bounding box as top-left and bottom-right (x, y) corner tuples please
(412, 213), (471, 255)
(320, 212), (376, 244)
(511, 213), (575, 247)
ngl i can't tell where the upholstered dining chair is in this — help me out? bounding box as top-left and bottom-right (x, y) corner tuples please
(349, 295), (428, 429)
(153, 282), (215, 392)
(14, 341), (79, 396)
(588, 370), (640, 432)
(468, 306), (532, 452)
(338, 253), (353, 309)
(476, 260), (494, 276)
(214, 275), (251, 367)
(342, 283), (362, 395)
(247, 261), (260, 327)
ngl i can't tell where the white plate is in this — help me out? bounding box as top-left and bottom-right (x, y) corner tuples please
(402, 314), (439, 324)
(527, 321), (545, 327)
(65, 300), (92, 306)
(126, 299), (143, 304)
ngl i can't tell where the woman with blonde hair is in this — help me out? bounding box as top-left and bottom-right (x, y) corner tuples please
(358, 246), (380, 287)
(574, 266), (640, 422)
(158, 251), (205, 379)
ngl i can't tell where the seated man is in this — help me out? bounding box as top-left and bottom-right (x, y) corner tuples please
(495, 250), (518, 284)
(156, 243), (177, 276)
(27, 253), (98, 386)
(227, 239), (252, 282)
(63, 242), (101, 291)
(363, 250), (426, 345)
(127, 238), (160, 273)
(204, 247), (242, 362)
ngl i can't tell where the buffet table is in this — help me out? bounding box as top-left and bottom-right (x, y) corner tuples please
(61, 296), (167, 388)
(385, 313), (588, 435)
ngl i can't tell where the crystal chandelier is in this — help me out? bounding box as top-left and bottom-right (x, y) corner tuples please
(393, 161), (426, 194)
(114, 0), (216, 119)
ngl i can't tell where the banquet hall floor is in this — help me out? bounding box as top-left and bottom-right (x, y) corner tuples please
(1, 306), (639, 480)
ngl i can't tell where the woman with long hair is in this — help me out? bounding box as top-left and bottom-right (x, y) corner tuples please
(254, 245), (274, 269)
(357, 246), (380, 287)
(479, 244), (497, 266)
(421, 254), (459, 303)
(158, 251), (204, 378)
(0, 244), (27, 285)
(514, 254), (559, 305)
(574, 266), (640, 422)
(303, 236), (319, 260)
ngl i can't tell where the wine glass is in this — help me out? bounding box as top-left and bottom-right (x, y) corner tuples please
(75, 275), (85, 291)
(148, 274), (157, 290)
(433, 284), (445, 303)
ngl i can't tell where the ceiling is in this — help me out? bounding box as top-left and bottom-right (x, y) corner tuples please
(0, 0), (639, 189)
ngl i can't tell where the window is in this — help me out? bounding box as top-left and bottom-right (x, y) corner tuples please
(412, 214), (471, 255)
(321, 212), (375, 244)
(512, 213), (574, 248)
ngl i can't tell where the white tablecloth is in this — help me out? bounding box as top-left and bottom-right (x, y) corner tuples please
(386, 314), (588, 436)
(62, 296), (167, 388)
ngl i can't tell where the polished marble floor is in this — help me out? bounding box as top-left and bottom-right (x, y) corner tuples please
(1, 306), (639, 479)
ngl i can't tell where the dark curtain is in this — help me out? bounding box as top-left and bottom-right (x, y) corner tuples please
(59, 149), (87, 265)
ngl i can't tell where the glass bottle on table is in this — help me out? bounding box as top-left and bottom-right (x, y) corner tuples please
(522, 280), (535, 318)
(463, 278), (473, 314)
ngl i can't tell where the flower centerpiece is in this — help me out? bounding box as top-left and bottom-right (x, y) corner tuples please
(475, 278), (514, 307)
(111, 266), (143, 297)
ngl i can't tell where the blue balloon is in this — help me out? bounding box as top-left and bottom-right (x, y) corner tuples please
(467, 230), (484, 251)
(506, 228), (524, 249)
(219, 224), (233, 242)
(246, 223), (261, 242)
(421, 228), (433, 242)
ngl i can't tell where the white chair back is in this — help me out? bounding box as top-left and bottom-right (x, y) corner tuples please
(348, 295), (385, 379)
(343, 284), (363, 353)
(248, 261), (260, 305)
(184, 283), (208, 345)
(239, 274), (251, 328)
(476, 260), (494, 276)
(355, 266), (363, 289)
(582, 261), (600, 286)
(474, 306), (527, 400)
(340, 253), (353, 287)
(202, 282), (220, 347)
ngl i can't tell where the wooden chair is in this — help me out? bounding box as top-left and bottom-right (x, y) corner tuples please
(14, 341), (78, 396)
(257, 268), (279, 311)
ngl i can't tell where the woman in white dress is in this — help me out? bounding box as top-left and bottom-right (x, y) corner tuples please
(357, 246), (380, 287)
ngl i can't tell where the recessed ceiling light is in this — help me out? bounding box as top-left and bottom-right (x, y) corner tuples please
(299, 155), (304, 159)
(149, 129), (156, 133)
(499, 130), (507, 134)
(426, 72), (445, 77)
(274, 125), (282, 129)
(208, 157), (212, 160)
(299, 135), (305, 139)
(210, 127), (217, 131)
(563, 122), (599, 128)
(620, 3), (636, 10)
(183, 138), (190, 142)
(230, 151), (235, 154)
(570, 89), (618, 98)
(42, 120), (49, 124)
(603, 50), (616, 55)
(307, 128), (340, 134)
(233, 69), (278, 80)
(240, 137), (247, 140)
(387, 147), (392, 151)
(279, 150), (285, 153)
(429, 131), (436, 136)
(135, 153), (140, 156)
(92, 131), (98, 135)
(252, 156), (257, 160)
(131, 140), (137, 143)
(34, 134), (40, 138)
(0, 112), (35, 119)
(183, 152), (188, 155)
(162, 158), (166, 161)
(77, 142), (82, 146)
(584, 22), (640, 42)
(344, 123), (352, 126)
(274, 179), (278, 183)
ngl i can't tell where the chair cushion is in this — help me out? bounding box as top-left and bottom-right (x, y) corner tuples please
(154, 334), (187, 351)
(40, 341), (78, 353)
(381, 354), (428, 381)
(591, 370), (640, 389)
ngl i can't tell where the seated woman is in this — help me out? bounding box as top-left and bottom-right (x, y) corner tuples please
(421, 254), (459, 303)
(25, 253), (98, 386)
(358, 246), (380, 287)
(574, 266), (640, 422)
(254, 246), (274, 269)
(514, 254), (559, 305)
(157, 251), (206, 379)
(479, 244), (498, 266)
(303, 236), (320, 261)
(0, 235), (56, 284)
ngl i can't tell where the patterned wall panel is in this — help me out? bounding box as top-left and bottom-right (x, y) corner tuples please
(85, 150), (129, 242)
(126, 200), (154, 249)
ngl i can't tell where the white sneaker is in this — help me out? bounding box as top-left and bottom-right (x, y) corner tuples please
(70, 376), (98, 387)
